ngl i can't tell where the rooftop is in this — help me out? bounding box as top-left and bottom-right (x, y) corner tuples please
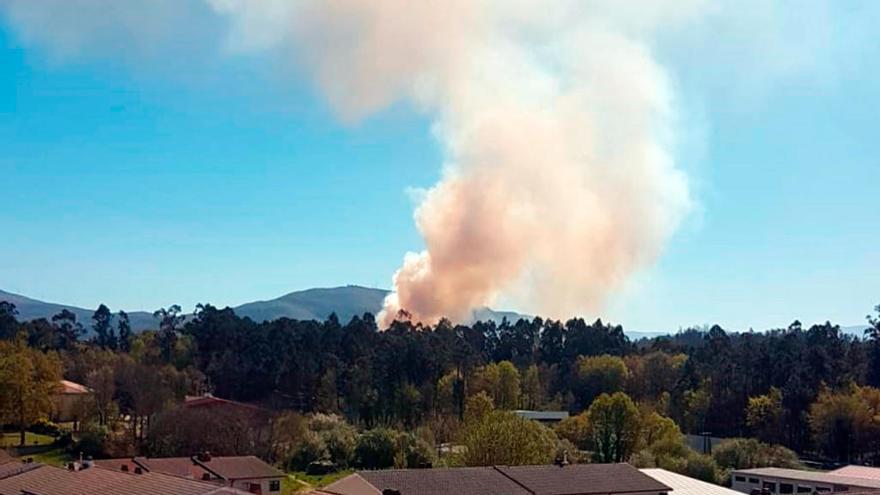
(58, 379), (92, 395)
(325, 463), (671, 495)
(94, 455), (283, 481)
(0, 464), (251, 495)
(641, 468), (740, 495)
(734, 467), (880, 489)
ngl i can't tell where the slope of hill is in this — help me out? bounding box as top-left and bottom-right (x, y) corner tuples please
(234, 285), (390, 323)
(0, 285), (527, 331)
(0, 289), (158, 331)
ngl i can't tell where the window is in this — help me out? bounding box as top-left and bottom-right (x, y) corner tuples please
(735, 476), (746, 482)
(749, 478), (760, 484)
(763, 481), (777, 492)
(780, 483), (793, 494)
(269, 480), (281, 492)
(797, 486), (813, 493)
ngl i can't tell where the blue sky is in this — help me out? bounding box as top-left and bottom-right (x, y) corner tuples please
(0, 2), (878, 331)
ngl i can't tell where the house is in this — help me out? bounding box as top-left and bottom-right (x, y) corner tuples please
(513, 410), (570, 425)
(313, 462), (672, 495)
(640, 468), (740, 495)
(94, 453), (285, 494)
(50, 379), (93, 427)
(0, 461), (252, 495)
(731, 466), (880, 493)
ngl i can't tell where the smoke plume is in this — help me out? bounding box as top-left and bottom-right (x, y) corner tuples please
(3, 0), (708, 326)
(210, 0), (698, 326)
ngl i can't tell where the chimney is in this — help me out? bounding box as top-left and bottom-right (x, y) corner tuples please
(202, 473), (212, 481)
(121, 464), (129, 472)
(554, 450), (570, 467)
(67, 462), (77, 471)
(134, 467), (143, 474)
(197, 451), (212, 462)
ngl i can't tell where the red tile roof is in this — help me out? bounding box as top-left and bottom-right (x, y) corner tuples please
(94, 455), (282, 482)
(196, 455), (284, 480)
(58, 379), (92, 395)
(0, 464), (251, 495)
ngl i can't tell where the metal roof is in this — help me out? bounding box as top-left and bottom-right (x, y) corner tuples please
(733, 467), (880, 489)
(641, 468), (740, 495)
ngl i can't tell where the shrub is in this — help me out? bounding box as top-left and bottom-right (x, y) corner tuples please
(287, 431), (328, 471)
(29, 419), (61, 437)
(354, 428), (397, 469)
(395, 431), (435, 468)
(319, 421), (357, 468)
(74, 424), (109, 458)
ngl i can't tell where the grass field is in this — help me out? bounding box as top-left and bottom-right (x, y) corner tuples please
(0, 432), (55, 448)
(287, 470), (354, 493)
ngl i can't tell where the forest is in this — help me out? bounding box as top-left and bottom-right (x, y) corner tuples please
(2, 299), (880, 484)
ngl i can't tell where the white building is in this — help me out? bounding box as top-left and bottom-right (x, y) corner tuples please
(731, 466), (880, 494)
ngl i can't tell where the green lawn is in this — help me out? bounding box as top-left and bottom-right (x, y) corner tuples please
(287, 470), (354, 493)
(0, 432), (55, 448)
(29, 446), (73, 467)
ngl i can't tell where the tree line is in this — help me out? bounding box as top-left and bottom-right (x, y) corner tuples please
(2, 299), (880, 468)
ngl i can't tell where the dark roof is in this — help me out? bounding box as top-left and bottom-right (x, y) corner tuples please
(495, 463), (671, 494)
(335, 463), (671, 495)
(356, 467), (530, 495)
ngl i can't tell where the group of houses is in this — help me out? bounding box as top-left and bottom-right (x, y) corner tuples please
(28, 378), (880, 495)
(0, 449), (285, 495)
(308, 462), (740, 495)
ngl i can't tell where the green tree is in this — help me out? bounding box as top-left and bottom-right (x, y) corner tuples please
(354, 428), (398, 469)
(51, 309), (83, 350)
(117, 310), (132, 353)
(86, 365), (116, 426)
(460, 410), (559, 466)
(0, 340), (62, 445)
(573, 355), (628, 408)
(556, 412), (591, 449)
(521, 364), (543, 410)
(92, 304), (117, 350)
(809, 386), (875, 462)
(712, 438), (803, 470)
(496, 361), (521, 410)
(587, 392), (641, 463)
(464, 391), (495, 424)
(0, 301), (19, 340)
(153, 305), (184, 363)
(746, 387), (783, 444)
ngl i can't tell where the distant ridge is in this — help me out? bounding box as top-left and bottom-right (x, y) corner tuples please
(0, 286), (870, 335)
(0, 285), (527, 331)
(0, 289), (158, 331)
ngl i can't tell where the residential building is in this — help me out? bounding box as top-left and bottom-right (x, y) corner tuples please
(731, 466), (880, 494)
(94, 453), (285, 494)
(50, 379), (93, 427)
(0, 461), (251, 495)
(312, 462), (672, 495)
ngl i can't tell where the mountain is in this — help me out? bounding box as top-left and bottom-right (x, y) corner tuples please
(234, 285), (390, 323)
(0, 285), (528, 331)
(0, 289), (158, 331)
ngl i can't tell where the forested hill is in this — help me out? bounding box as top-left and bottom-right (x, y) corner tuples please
(0, 285), (527, 331)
